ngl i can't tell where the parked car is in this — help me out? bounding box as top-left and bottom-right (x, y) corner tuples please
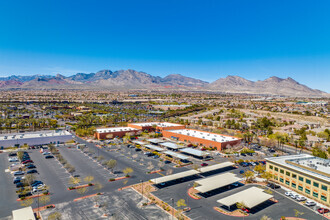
(27, 169), (38, 174)
(152, 155), (159, 159)
(285, 191), (293, 196)
(231, 182), (239, 187)
(9, 158), (19, 162)
(241, 153), (246, 156)
(18, 192), (32, 198)
(241, 207), (250, 213)
(290, 193), (299, 199)
(305, 201), (316, 206)
(317, 208), (329, 214)
(16, 182), (25, 188)
(45, 155), (54, 159)
(201, 163), (208, 167)
(26, 164), (36, 169)
(296, 196), (306, 201)
(13, 171), (25, 176)
(33, 184), (46, 189)
(22, 160), (33, 164)
(42, 152), (51, 155)
(239, 170), (245, 174)
(31, 181), (43, 187)
(8, 152), (17, 157)
(135, 148), (141, 152)
(164, 160), (171, 164)
(267, 183), (281, 189)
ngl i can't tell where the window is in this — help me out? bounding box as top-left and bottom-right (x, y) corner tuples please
(313, 192), (318, 198)
(305, 189), (310, 194)
(313, 182), (319, 188)
(292, 174), (297, 179)
(286, 171), (290, 176)
(306, 179), (311, 184)
(275, 167), (278, 172)
(321, 195), (327, 202)
(280, 178), (284, 183)
(280, 169), (284, 174)
(321, 185), (328, 191)
(285, 180), (290, 185)
(299, 176), (304, 182)
(269, 165), (273, 170)
(298, 186), (303, 191)
(274, 176), (278, 180)
(291, 183), (296, 188)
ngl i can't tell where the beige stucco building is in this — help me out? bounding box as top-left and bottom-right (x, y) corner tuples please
(266, 154), (330, 207)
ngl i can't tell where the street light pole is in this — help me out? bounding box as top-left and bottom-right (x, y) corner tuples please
(140, 180), (143, 202)
(170, 198), (174, 220)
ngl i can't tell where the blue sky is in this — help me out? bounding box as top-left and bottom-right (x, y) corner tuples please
(0, 0), (329, 92)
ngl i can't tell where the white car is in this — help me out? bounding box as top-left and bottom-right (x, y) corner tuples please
(9, 157), (19, 162)
(285, 191), (293, 196)
(291, 193), (299, 199)
(32, 188), (47, 194)
(33, 184), (46, 189)
(42, 152), (51, 155)
(305, 201), (316, 206)
(296, 196), (306, 201)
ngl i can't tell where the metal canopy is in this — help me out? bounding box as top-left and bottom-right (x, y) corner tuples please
(163, 150), (189, 160)
(180, 148), (210, 157)
(217, 187), (273, 209)
(150, 170), (200, 184)
(195, 173), (241, 193)
(145, 144), (165, 152)
(199, 162), (234, 173)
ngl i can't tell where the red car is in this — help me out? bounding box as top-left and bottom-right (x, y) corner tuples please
(22, 160), (33, 164)
(318, 208), (329, 214)
(241, 208), (250, 213)
(201, 163), (208, 167)
(201, 148), (206, 151)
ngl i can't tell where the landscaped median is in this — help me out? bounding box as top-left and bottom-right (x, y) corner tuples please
(187, 187), (201, 200)
(147, 169), (163, 174)
(33, 204), (55, 212)
(67, 183), (94, 191)
(213, 206), (249, 217)
(73, 192), (103, 202)
(109, 175), (130, 182)
(17, 192), (50, 201)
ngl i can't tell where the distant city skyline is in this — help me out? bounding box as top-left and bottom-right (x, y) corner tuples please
(0, 0), (329, 92)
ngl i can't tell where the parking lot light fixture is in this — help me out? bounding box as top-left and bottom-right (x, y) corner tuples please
(170, 198), (174, 220)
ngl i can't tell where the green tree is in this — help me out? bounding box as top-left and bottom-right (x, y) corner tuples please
(254, 164), (266, 175)
(84, 176), (94, 184)
(106, 159), (117, 173)
(123, 167), (133, 177)
(17, 151), (24, 161)
(242, 170), (254, 183)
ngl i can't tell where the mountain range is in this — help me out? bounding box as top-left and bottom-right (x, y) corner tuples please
(0, 69), (327, 97)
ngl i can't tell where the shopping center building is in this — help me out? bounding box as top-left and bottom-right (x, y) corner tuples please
(127, 122), (185, 132)
(266, 154), (330, 206)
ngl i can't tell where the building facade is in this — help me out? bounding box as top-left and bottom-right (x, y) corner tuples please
(94, 127), (140, 140)
(162, 129), (241, 151)
(266, 154), (330, 206)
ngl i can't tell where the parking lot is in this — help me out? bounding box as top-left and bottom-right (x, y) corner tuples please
(151, 166), (320, 220)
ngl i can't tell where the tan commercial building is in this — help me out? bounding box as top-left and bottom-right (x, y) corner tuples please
(266, 154), (330, 206)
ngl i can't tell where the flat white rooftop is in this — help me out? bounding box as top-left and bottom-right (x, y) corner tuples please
(131, 140), (146, 145)
(169, 129), (238, 143)
(96, 127), (138, 133)
(130, 122), (182, 127)
(266, 154), (330, 182)
(0, 130), (72, 141)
